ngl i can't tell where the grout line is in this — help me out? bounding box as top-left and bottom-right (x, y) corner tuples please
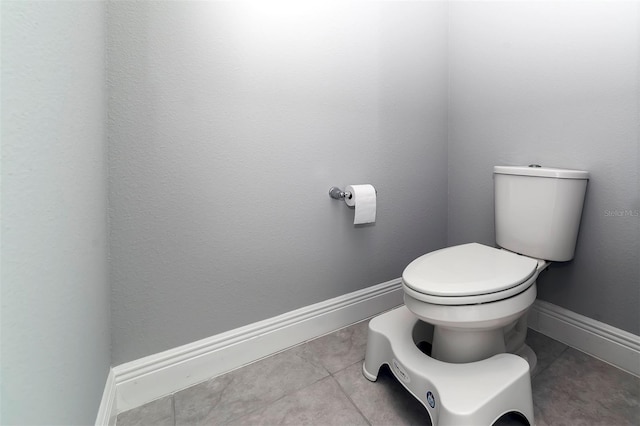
(228, 375), (333, 424)
(531, 345), (570, 381)
(331, 369), (372, 426)
(221, 373), (331, 424)
(329, 357), (366, 377)
(170, 327), (342, 425)
(171, 394), (176, 426)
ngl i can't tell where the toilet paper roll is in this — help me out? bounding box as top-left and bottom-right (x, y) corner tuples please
(345, 184), (376, 224)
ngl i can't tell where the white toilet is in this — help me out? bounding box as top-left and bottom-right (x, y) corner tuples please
(363, 165), (589, 425)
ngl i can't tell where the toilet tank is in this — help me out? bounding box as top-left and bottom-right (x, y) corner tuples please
(494, 165), (589, 262)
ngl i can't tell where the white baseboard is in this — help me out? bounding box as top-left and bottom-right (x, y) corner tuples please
(529, 300), (640, 377)
(112, 278), (404, 414)
(94, 368), (116, 426)
(95, 284), (640, 422)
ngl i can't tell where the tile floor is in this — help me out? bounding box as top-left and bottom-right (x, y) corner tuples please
(117, 317), (640, 426)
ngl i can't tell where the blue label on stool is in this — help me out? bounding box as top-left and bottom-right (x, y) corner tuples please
(426, 391), (435, 408)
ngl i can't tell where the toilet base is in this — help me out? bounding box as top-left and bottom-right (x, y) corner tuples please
(363, 306), (534, 426)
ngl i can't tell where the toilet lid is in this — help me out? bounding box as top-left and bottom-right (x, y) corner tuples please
(402, 243), (538, 297)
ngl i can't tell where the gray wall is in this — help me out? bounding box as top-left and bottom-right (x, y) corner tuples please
(1, 1), (111, 425)
(108, 1), (448, 364)
(448, 2), (639, 334)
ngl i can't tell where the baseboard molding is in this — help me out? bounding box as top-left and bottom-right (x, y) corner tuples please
(94, 368), (116, 426)
(112, 278), (404, 414)
(97, 286), (639, 421)
(529, 300), (640, 377)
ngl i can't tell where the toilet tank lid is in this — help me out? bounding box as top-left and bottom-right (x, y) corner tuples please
(494, 165), (589, 180)
(402, 243), (538, 297)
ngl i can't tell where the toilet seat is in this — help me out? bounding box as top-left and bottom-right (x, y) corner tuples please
(402, 243), (539, 305)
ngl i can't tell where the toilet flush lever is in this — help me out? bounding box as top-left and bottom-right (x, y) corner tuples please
(329, 187), (352, 200)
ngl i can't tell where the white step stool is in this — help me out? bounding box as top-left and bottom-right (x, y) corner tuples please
(363, 306), (534, 426)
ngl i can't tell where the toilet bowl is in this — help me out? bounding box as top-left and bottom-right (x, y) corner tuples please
(402, 243), (548, 364)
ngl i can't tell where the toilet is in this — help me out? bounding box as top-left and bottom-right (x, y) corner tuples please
(363, 165), (589, 425)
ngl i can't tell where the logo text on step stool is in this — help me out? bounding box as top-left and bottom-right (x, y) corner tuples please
(391, 359), (410, 383)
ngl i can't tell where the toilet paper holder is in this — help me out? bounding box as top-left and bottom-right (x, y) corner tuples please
(329, 187), (352, 200)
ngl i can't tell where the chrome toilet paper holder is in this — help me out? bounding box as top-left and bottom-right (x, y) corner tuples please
(329, 187), (352, 200)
